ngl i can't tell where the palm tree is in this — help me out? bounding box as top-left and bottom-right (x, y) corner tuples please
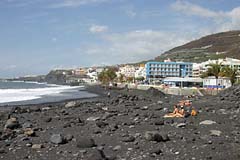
(220, 66), (237, 85)
(204, 62), (222, 87)
(202, 62), (239, 87)
(118, 73), (124, 83)
(98, 68), (117, 84)
(98, 70), (108, 84)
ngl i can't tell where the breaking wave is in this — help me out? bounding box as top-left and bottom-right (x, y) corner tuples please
(0, 85), (82, 103)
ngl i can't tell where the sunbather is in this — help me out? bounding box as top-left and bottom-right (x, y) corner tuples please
(178, 106), (185, 117)
(164, 105), (185, 118)
(167, 105), (179, 116)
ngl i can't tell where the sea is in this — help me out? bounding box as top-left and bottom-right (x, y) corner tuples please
(0, 81), (97, 106)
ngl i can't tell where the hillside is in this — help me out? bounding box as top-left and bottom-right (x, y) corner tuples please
(154, 30), (240, 63)
(45, 69), (74, 85)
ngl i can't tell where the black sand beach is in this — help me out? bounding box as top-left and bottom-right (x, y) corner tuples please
(0, 85), (239, 160)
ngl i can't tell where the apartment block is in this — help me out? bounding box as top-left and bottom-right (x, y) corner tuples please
(146, 62), (193, 80)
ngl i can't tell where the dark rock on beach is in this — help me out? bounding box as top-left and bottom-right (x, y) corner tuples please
(4, 118), (19, 130)
(50, 134), (65, 144)
(77, 138), (96, 148)
(147, 87), (165, 97)
(144, 131), (164, 142)
(0, 85), (240, 160)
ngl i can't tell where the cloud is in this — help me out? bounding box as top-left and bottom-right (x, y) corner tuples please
(49, 0), (111, 8)
(78, 30), (195, 64)
(121, 5), (137, 18)
(89, 25), (109, 33)
(51, 37), (57, 42)
(171, 1), (224, 18)
(171, 1), (240, 32)
(1, 0), (44, 8)
(126, 10), (137, 18)
(141, 10), (163, 17)
(227, 7), (240, 30)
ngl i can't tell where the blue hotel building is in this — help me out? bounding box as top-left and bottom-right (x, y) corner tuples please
(146, 62), (193, 80)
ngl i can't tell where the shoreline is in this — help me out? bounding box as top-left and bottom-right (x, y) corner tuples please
(0, 84), (105, 110)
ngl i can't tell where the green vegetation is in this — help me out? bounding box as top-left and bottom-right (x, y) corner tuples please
(126, 77), (134, 83)
(151, 31), (240, 63)
(98, 68), (117, 84)
(220, 66), (238, 85)
(118, 73), (124, 83)
(155, 51), (226, 63)
(204, 63), (222, 79)
(201, 63), (238, 85)
(135, 76), (145, 82)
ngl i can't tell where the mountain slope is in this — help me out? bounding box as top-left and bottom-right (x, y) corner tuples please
(154, 30), (240, 63)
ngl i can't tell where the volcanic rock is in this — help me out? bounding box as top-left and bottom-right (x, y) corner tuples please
(147, 87), (165, 97)
(96, 121), (108, 128)
(32, 144), (44, 149)
(154, 119), (164, 125)
(200, 120), (216, 125)
(218, 85), (240, 101)
(22, 122), (33, 129)
(113, 145), (121, 151)
(122, 136), (135, 142)
(176, 123), (186, 128)
(44, 117), (52, 123)
(157, 101), (163, 104)
(86, 149), (106, 160)
(161, 133), (170, 142)
(76, 138), (96, 148)
(0, 148), (6, 154)
(4, 118), (19, 130)
(210, 130), (222, 136)
(144, 131), (163, 142)
(65, 101), (77, 108)
(50, 134), (65, 144)
(65, 134), (73, 142)
(24, 128), (35, 137)
(150, 148), (162, 155)
(141, 106), (149, 110)
(87, 117), (101, 121)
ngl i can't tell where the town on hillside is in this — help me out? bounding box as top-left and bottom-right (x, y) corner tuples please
(13, 57), (240, 95)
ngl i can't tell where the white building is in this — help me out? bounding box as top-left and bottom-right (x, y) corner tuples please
(203, 76), (231, 89)
(163, 77), (203, 87)
(73, 68), (87, 76)
(134, 66), (146, 79)
(118, 65), (136, 78)
(86, 67), (104, 83)
(87, 70), (98, 82)
(192, 63), (207, 77)
(193, 57), (240, 78)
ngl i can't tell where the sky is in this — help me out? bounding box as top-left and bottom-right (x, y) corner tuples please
(1, 0), (240, 78)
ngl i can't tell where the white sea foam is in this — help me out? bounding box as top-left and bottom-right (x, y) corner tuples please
(0, 85), (83, 103)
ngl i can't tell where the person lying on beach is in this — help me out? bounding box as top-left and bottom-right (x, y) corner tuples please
(164, 105), (185, 118)
(177, 106), (185, 117)
(166, 105), (179, 116)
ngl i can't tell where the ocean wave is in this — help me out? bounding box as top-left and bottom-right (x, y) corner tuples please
(0, 85), (83, 103)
